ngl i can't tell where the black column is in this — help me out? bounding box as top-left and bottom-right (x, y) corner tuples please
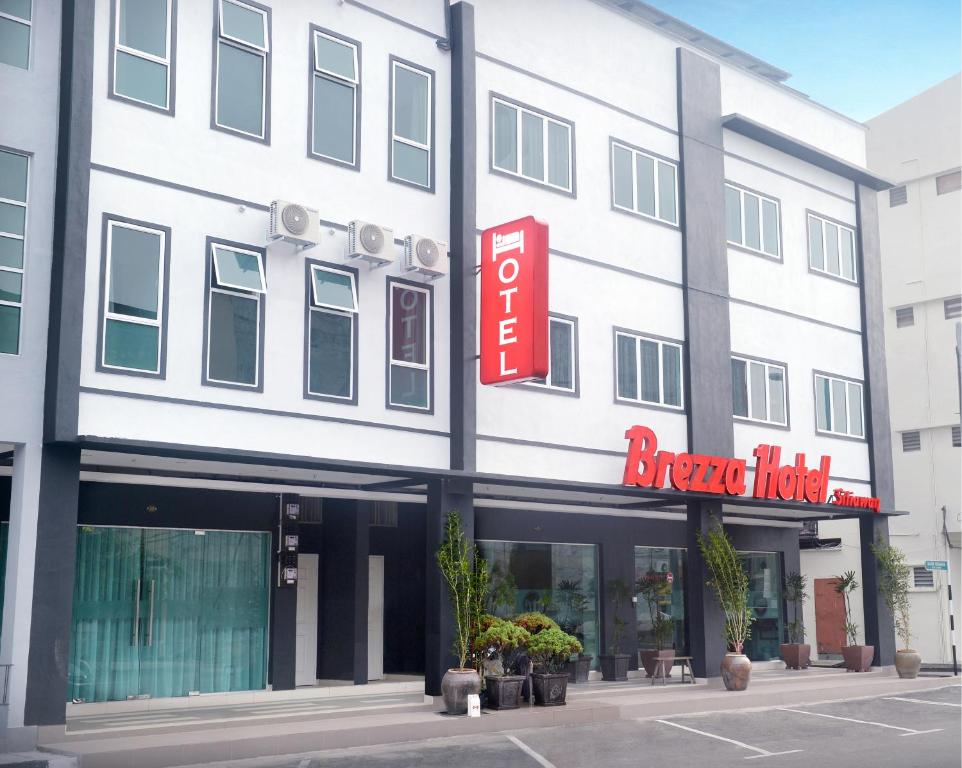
(352, 501), (371, 685)
(425, 479), (474, 695)
(269, 494), (298, 691)
(599, 534), (637, 664)
(23, 445), (80, 726)
(676, 47), (735, 679)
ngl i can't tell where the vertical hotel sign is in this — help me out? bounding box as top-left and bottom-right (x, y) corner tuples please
(480, 216), (549, 384)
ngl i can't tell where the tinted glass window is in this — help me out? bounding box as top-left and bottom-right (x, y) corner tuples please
(309, 310), (352, 398)
(208, 291), (258, 384)
(109, 226), (160, 319)
(217, 42), (264, 136)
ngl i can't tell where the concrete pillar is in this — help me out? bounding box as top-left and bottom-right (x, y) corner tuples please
(860, 515), (896, 666)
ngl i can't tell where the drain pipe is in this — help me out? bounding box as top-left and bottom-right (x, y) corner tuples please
(942, 506), (959, 676)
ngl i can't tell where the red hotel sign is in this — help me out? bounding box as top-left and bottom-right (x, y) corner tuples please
(623, 426), (879, 511)
(480, 217), (549, 385)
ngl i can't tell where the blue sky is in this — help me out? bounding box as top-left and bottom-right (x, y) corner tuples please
(647, 0), (962, 121)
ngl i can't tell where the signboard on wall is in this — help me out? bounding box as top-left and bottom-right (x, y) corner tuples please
(479, 216), (549, 385)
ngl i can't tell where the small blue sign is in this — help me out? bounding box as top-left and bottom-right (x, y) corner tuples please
(924, 560), (948, 572)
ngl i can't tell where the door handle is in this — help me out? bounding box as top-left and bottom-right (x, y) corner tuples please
(146, 580), (156, 647)
(131, 578), (142, 646)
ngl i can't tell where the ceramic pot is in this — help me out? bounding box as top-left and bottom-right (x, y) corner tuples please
(440, 668), (481, 715)
(894, 649), (922, 679)
(485, 675), (525, 709)
(841, 645), (875, 673)
(531, 672), (569, 706)
(779, 643), (811, 670)
(565, 655), (592, 683)
(599, 654), (630, 681)
(720, 653), (751, 691)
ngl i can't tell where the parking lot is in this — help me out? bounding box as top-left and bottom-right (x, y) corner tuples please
(197, 684), (961, 768)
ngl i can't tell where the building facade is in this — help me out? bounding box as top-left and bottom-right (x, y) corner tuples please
(1, 0), (898, 748)
(865, 74), (962, 666)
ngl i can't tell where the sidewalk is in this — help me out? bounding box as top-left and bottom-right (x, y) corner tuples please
(37, 668), (958, 768)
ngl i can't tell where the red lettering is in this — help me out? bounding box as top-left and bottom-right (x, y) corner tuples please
(776, 466), (796, 500)
(817, 455), (831, 503)
(793, 454), (808, 501)
(623, 426), (657, 486)
(690, 455), (711, 492)
(725, 459), (747, 495)
(804, 471), (820, 503)
(654, 451), (675, 489)
(706, 457), (727, 494)
(671, 454), (693, 491)
(752, 445), (779, 499)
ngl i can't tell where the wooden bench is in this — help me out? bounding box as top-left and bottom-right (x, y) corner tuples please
(651, 655), (696, 685)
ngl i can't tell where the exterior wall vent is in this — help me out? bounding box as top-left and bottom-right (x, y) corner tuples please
(944, 296), (961, 319)
(901, 431), (921, 452)
(895, 307), (914, 328)
(912, 566), (934, 588)
(889, 186), (907, 206)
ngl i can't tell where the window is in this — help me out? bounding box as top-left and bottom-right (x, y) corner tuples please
(936, 171), (961, 195)
(530, 315), (578, 394)
(204, 239), (265, 388)
(912, 566), (934, 589)
(370, 502), (398, 527)
(390, 57), (433, 189)
(945, 296), (961, 319)
(387, 280), (431, 411)
(214, 0), (270, 141)
(635, 547), (687, 655)
(611, 140), (677, 224)
(895, 307), (914, 328)
(901, 431), (921, 452)
(111, 0), (174, 111)
(0, 0), (30, 68)
(725, 183), (780, 258)
(306, 262), (357, 403)
(492, 95), (573, 194)
(889, 186), (907, 207)
(814, 373), (864, 438)
(739, 552), (783, 662)
(309, 27), (359, 167)
(615, 330), (683, 409)
(951, 425), (960, 448)
(0, 149), (27, 355)
(808, 213), (857, 282)
(731, 356), (787, 426)
(100, 217), (168, 374)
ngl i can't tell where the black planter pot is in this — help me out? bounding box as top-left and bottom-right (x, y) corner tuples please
(599, 654), (630, 681)
(485, 675), (525, 710)
(512, 653), (532, 701)
(531, 672), (569, 706)
(565, 655), (593, 683)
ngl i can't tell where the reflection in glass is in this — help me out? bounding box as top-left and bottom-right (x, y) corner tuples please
(739, 552), (783, 661)
(634, 547), (687, 653)
(309, 310), (352, 398)
(493, 102), (517, 172)
(217, 42), (264, 136)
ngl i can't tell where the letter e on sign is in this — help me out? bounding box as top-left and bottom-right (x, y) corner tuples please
(480, 216), (549, 384)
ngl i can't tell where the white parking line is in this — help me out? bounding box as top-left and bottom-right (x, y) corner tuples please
(506, 735), (557, 768)
(883, 696), (961, 708)
(779, 708), (943, 736)
(653, 719), (802, 759)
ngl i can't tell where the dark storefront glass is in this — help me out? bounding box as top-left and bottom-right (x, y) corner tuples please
(739, 552), (783, 661)
(634, 546), (687, 653)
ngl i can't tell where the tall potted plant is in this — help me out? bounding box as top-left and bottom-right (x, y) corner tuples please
(833, 570), (873, 672)
(436, 511), (489, 714)
(476, 618), (530, 709)
(871, 540), (920, 678)
(599, 578), (632, 681)
(779, 571), (810, 670)
(697, 520), (755, 691)
(526, 627), (582, 706)
(637, 570), (675, 677)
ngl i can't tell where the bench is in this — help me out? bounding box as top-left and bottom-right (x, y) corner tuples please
(651, 655), (696, 686)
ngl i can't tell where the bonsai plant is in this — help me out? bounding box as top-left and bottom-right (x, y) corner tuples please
(511, 612), (558, 701)
(832, 570), (873, 672)
(780, 571), (810, 670)
(436, 511), (489, 714)
(697, 519), (755, 691)
(636, 570), (676, 678)
(599, 578), (632, 681)
(871, 540), (919, 678)
(476, 618), (531, 709)
(525, 627), (582, 706)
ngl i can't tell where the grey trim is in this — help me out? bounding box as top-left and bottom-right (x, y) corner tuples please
(804, 208), (860, 286)
(729, 295), (861, 336)
(302, 258), (360, 406)
(210, 0), (272, 145)
(385, 275), (435, 414)
(611, 325), (687, 413)
(476, 433), (624, 458)
(107, 0), (178, 116)
(476, 50), (677, 137)
(201, 235), (266, 392)
(307, 25), (361, 171)
(723, 148), (856, 204)
(343, 0), (445, 42)
(729, 351), (792, 431)
(608, 136), (680, 230)
(95, 213), (171, 380)
(517, 312), (580, 398)
(388, 55), (436, 193)
(723, 179), (784, 263)
(488, 91), (577, 199)
(79, 386), (451, 438)
(811, 368), (867, 443)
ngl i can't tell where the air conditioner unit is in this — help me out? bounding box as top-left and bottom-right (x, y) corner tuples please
(348, 220), (394, 267)
(269, 200), (320, 248)
(403, 235), (448, 279)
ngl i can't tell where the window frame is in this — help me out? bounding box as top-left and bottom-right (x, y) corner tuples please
(388, 55), (435, 192)
(108, 0), (177, 114)
(307, 25), (361, 170)
(211, 243), (266, 294)
(0, 0), (32, 70)
(806, 210), (858, 284)
(489, 92), (576, 197)
(96, 214), (171, 378)
(211, 0), (271, 144)
(385, 277), (434, 413)
(202, 235), (266, 391)
(612, 327), (684, 412)
(303, 260), (359, 405)
(813, 370), (865, 440)
(724, 181), (782, 261)
(0, 146), (29, 357)
(731, 353), (790, 429)
(524, 313), (579, 397)
(609, 137), (679, 227)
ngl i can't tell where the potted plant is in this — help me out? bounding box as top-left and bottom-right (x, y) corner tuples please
(436, 511), (489, 714)
(871, 540), (920, 679)
(511, 612), (558, 700)
(779, 571), (811, 670)
(558, 579), (593, 683)
(599, 578), (632, 681)
(833, 570), (874, 672)
(697, 519), (755, 691)
(636, 570), (676, 677)
(476, 618), (530, 709)
(526, 627), (582, 706)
